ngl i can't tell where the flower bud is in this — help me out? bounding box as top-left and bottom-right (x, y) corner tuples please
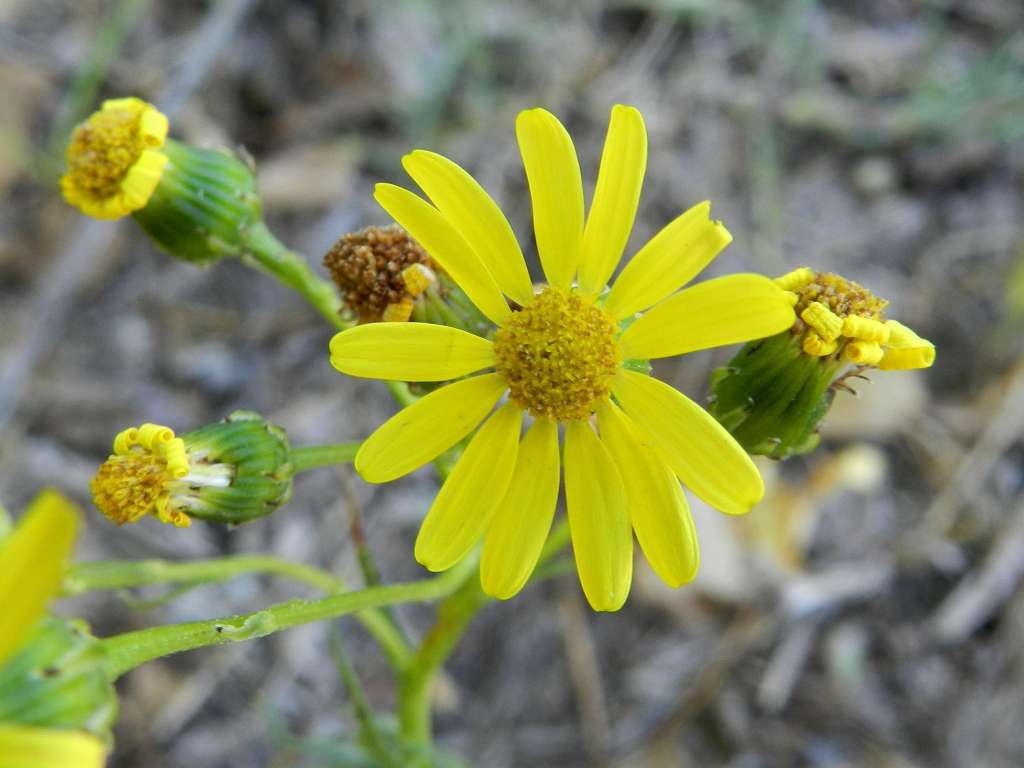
(131, 138), (261, 264)
(62, 97), (262, 265)
(0, 617), (117, 743)
(709, 268), (935, 458)
(91, 411), (293, 527)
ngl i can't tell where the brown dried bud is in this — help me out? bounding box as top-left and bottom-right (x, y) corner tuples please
(323, 225), (437, 323)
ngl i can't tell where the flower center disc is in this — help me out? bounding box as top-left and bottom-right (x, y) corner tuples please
(90, 449), (170, 525)
(794, 271), (887, 320)
(66, 108), (143, 198)
(493, 287), (619, 421)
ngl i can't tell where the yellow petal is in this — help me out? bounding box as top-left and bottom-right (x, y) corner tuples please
(564, 419), (632, 611)
(0, 490), (79, 666)
(415, 403), (522, 571)
(374, 183), (510, 325)
(0, 724), (105, 768)
(100, 96), (148, 114)
(597, 402), (699, 587)
(355, 373), (506, 483)
(605, 201), (731, 320)
(578, 105), (647, 297)
(480, 419), (560, 599)
(118, 148), (168, 212)
(402, 150), (534, 307)
(330, 322), (494, 382)
(515, 108), (584, 290)
(619, 274), (796, 360)
(137, 106), (169, 147)
(613, 370), (763, 515)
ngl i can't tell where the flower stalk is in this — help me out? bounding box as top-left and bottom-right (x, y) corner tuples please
(67, 555), (410, 672)
(398, 575), (489, 752)
(290, 442), (362, 473)
(395, 519), (572, 752)
(98, 556), (479, 680)
(239, 220), (349, 330)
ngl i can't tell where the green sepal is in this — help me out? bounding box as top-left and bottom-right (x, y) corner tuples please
(0, 617), (118, 745)
(181, 411), (294, 524)
(708, 331), (841, 459)
(410, 273), (493, 339)
(133, 139), (261, 265)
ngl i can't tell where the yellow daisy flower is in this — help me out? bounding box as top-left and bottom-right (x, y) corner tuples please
(60, 97), (169, 220)
(329, 105), (796, 611)
(777, 267), (936, 370)
(0, 491), (106, 767)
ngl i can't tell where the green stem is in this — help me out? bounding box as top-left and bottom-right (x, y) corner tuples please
(239, 221), (417, 416)
(99, 556), (477, 680)
(397, 576), (489, 752)
(68, 556), (409, 672)
(386, 380), (418, 407)
(291, 442), (361, 473)
(240, 221), (349, 330)
(331, 626), (399, 768)
(396, 518), (571, 752)
(65, 555), (340, 595)
(237, 219), (418, 649)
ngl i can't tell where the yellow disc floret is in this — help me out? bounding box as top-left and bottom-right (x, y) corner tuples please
(792, 271), (888, 321)
(775, 267), (934, 370)
(90, 423), (192, 528)
(493, 288), (619, 421)
(61, 97), (169, 220)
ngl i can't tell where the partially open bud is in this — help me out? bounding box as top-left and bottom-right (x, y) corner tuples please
(60, 97), (168, 220)
(131, 139), (261, 265)
(0, 617), (117, 744)
(709, 268), (935, 458)
(0, 491), (109, 765)
(90, 411), (293, 527)
(62, 97), (262, 264)
(323, 224), (490, 334)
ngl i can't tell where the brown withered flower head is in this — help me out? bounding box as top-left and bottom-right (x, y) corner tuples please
(323, 224), (438, 323)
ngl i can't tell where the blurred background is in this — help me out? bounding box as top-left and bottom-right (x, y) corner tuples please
(2, 1), (1024, 766)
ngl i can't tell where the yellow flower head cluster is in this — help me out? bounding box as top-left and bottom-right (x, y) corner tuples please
(777, 267), (935, 370)
(90, 423), (193, 528)
(60, 97), (168, 220)
(0, 492), (105, 767)
(330, 105), (797, 610)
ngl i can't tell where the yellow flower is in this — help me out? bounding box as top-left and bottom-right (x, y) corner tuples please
(0, 491), (106, 767)
(777, 267), (936, 370)
(60, 97), (169, 220)
(329, 105), (796, 611)
(91, 413), (294, 528)
(90, 423), (194, 528)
